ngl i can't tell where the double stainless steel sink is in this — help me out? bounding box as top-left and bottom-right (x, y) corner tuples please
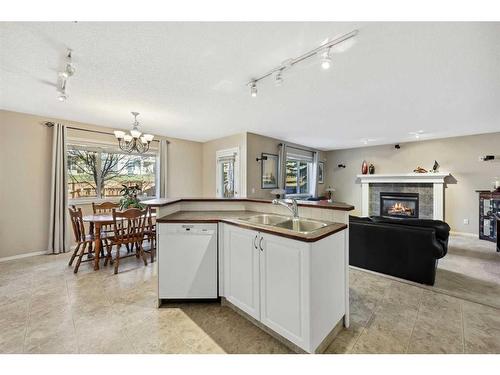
(240, 214), (329, 234)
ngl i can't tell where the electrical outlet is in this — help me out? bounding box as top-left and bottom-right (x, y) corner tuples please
(463, 219), (469, 225)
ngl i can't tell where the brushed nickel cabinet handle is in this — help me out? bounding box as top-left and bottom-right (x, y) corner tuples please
(259, 237), (264, 251)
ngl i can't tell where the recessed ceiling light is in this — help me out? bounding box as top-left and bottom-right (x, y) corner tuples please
(409, 130), (424, 139)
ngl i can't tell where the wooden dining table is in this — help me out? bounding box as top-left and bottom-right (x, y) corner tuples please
(83, 212), (156, 271)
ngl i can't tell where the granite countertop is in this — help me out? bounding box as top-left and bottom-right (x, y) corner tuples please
(157, 210), (348, 242)
(143, 197), (354, 211)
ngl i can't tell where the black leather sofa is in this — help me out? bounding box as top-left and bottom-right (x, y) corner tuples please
(349, 215), (450, 285)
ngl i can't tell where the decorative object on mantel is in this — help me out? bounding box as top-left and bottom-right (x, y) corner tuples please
(261, 153), (279, 189)
(413, 166), (428, 173)
(270, 188), (286, 199)
(113, 112), (154, 154)
(325, 186), (336, 202)
(119, 184), (146, 210)
(430, 160), (440, 173)
(361, 160), (368, 174)
(318, 161), (325, 184)
(368, 164), (375, 174)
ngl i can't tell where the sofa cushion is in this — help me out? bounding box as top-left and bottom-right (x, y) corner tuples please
(370, 216), (450, 242)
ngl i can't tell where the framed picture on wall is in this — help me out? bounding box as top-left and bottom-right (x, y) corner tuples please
(318, 161), (325, 184)
(261, 153), (279, 189)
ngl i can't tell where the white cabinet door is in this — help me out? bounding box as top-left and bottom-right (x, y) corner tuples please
(223, 225), (260, 320)
(259, 233), (310, 349)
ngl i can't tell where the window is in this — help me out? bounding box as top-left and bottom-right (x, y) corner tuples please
(215, 147), (240, 198)
(67, 143), (157, 201)
(285, 160), (310, 195)
(284, 147), (315, 197)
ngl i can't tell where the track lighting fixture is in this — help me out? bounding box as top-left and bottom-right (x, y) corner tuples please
(246, 29), (358, 97)
(56, 49), (75, 102)
(321, 48), (332, 70)
(250, 81), (257, 97)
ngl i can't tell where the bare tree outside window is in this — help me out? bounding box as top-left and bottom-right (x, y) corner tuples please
(67, 146), (157, 199)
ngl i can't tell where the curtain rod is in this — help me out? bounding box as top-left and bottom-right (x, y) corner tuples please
(43, 121), (167, 143)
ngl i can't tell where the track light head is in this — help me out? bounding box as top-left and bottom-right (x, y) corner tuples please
(321, 48), (332, 70)
(57, 92), (67, 102)
(275, 71), (283, 87)
(250, 81), (257, 97)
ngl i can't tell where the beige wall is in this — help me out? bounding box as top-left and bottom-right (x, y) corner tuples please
(0, 110), (202, 259)
(0, 110), (53, 258)
(202, 133), (247, 197)
(246, 132), (327, 199)
(326, 132), (500, 235)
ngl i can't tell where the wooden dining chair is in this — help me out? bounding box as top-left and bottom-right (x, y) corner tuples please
(111, 208), (149, 274)
(92, 201), (120, 256)
(92, 201), (120, 233)
(68, 206), (112, 273)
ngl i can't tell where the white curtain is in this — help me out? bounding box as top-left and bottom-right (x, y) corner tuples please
(48, 123), (68, 254)
(310, 151), (319, 198)
(278, 143), (286, 191)
(159, 139), (168, 198)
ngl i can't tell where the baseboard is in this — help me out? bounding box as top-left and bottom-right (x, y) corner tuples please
(0, 250), (46, 263)
(450, 231), (478, 238)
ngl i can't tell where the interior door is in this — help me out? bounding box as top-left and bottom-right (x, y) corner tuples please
(223, 225), (260, 320)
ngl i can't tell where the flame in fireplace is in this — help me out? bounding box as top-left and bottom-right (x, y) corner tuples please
(388, 202), (414, 215)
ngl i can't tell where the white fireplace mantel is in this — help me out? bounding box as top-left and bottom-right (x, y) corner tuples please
(357, 173), (450, 220)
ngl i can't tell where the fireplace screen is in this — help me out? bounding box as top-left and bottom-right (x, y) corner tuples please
(380, 192), (419, 218)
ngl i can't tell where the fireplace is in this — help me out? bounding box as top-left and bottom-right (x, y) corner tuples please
(380, 192), (419, 218)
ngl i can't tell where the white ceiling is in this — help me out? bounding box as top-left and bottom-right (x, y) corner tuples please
(1, 22), (500, 149)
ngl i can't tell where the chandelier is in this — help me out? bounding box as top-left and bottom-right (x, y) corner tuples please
(113, 112), (154, 154)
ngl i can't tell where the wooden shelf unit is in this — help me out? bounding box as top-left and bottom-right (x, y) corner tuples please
(477, 190), (500, 244)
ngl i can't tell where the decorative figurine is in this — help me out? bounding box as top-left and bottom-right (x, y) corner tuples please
(369, 164), (375, 174)
(413, 166), (428, 173)
(325, 186), (336, 202)
(361, 160), (368, 174)
(431, 160), (440, 173)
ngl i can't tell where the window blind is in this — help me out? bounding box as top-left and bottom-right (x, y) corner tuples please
(286, 147), (314, 162)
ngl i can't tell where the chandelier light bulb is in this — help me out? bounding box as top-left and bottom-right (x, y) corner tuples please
(114, 130), (125, 139)
(143, 134), (154, 142)
(130, 127), (142, 138)
(321, 48), (332, 70)
(123, 134), (133, 142)
(57, 92), (67, 102)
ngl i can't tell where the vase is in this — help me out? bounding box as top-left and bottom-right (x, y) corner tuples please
(361, 160), (368, 175)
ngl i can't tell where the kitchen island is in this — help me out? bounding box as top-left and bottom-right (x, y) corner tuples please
(145, 198), (354, 354)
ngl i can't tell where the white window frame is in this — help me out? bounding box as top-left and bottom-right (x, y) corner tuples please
(284, 158), (314, 199)
(215, 147), (240, 198)
(67, 138), (159, 205)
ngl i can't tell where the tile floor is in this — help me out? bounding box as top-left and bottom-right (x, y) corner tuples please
(1, 237), (499, 354)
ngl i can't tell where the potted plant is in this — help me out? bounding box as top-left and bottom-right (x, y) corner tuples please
(119, 184), (145, 210)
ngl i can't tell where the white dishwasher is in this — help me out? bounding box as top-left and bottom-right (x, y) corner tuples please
(158, 223), (218, 299)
